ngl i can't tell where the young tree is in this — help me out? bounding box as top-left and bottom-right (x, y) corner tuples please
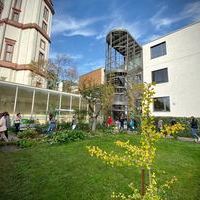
(79, 77), (114, 132)
(87, 83), (185, 199)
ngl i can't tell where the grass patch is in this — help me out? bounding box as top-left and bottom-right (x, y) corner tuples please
(0, 134), (199, 200)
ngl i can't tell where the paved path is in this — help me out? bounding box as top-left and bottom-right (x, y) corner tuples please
(166, 135), (200, 143)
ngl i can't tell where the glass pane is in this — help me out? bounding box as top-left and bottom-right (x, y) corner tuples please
(5, 53), (12, 62)
(151, 42), (166, 59)
(16, 86), (33, 115)
(7, 45), (13, 52)
(34, 90), (48, 114)
(48, 93), (60, 112)
(61, 95), (71, 109)
(154, 98), (164, 111)
(154, 97), (170, 112)
(152, 68), (168, 83)
(80, 98), (88, 111)
(0, 83), (16, 113)
(72, 96), (79, 111)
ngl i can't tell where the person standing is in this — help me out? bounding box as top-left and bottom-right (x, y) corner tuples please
(3, 112), (10, 139)
(106, 116), (113, 127)
(190, 116), (200, 142)
(157, 119), (163, 132)
(71, 115), (77, 130)
(14, 113), (21, 134)
(47, 113), (56, 133)
(129, 118), (135, 131)
(0, 113), (8, 142)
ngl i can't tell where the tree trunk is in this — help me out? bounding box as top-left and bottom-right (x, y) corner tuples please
(141, 168), (145, 196)
(91, 116), (97, 132)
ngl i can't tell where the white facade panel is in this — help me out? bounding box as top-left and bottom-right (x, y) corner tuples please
(143, 22), (200, 117)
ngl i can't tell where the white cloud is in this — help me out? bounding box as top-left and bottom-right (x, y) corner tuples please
(63, 29), (96, 37)
(49, 51), (83, 60)
(150, 2), (200, 30)
(52, 15), (101, 37)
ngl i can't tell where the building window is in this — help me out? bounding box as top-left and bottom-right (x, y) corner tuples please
(43, 6), (49, 21)
(151, 42), (166, 59)
(38, 51), (44, 61)
(4, 44), (14, 62)
(42, 21), (47, 32)
(153, 96), (170, 112)
(14, 0), (22, 9)
(152, 68), (168, 84)
(12, 10), (20, 22)
(0, 1), (3, 19)
(40, 39), (46, 50)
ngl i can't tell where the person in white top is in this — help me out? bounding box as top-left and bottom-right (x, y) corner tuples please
(0, 113), (8, 142)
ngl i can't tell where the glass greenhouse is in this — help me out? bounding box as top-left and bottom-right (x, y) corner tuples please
(0, 81), (88, 123)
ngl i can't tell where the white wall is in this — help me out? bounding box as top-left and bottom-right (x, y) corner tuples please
(0, 0), (53, 88)
(143, 22), (200, 117)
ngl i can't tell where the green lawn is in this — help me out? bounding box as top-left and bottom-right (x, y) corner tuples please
(0, 134), (200, 200)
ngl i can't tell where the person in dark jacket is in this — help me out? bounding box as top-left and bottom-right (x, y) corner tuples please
(190, 116), (200, 142)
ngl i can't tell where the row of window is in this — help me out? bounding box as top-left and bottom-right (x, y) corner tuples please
(150, 42), (169, 111)
(6, 0), (49, 33)
(4, 38), (45, 62)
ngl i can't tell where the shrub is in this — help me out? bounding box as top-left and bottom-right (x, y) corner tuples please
(57, 122), (71, 131)
(47, 130), (88, 144)
(18, 129), (39, 139)
(17, 139), (37, 148)
(35, 124), (48, 134)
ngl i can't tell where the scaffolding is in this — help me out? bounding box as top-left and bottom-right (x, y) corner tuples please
(105, 29), (142, 119)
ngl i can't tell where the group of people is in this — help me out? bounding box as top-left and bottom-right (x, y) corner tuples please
(0, 112), (22, 142)
(157, 116), (200, 142)
(106, 116), (136, 131)
(1, 112), (200, 143)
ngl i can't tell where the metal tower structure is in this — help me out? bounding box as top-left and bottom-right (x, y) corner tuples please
(105, 29), (142, 119)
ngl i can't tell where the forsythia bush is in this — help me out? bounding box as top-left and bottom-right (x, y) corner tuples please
(87, 83), (185, 200)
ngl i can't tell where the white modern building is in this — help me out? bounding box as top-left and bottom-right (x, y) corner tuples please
(0, 0), (54, 88)
(143, 21), (200, 117)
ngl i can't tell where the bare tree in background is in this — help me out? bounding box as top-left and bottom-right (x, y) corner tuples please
(29, 54), (78, 91)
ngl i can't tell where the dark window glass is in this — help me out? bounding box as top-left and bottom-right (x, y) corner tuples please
(12, 11), (20, 21)
(42, 21), (47, 32)
(153, 96), (170, 112)
(152, 68), (168, 84)
(40, 39), (46, 50)
(151, 42), (166, 59)
(38, 51), (44, 61)
(0, 2), (3, 19)
(43, 6), (49, 21)
(4, 44), (14, 62)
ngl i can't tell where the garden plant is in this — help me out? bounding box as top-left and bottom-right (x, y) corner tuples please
(87, 83), (185, 200)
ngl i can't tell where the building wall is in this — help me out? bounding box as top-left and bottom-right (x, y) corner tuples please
(79, 68), (105, 88)
(143, 22), (200, 117)
(0, 0), (54, 88)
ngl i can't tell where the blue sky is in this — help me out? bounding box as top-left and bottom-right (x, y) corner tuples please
(50, 0), (200, 75)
